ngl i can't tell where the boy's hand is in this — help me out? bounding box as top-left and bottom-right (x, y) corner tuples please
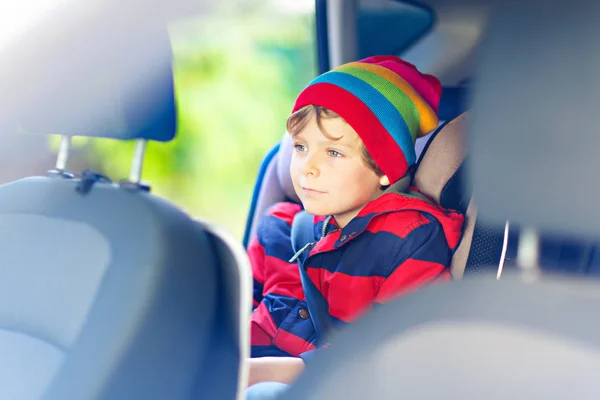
(247, 357), (305, 387)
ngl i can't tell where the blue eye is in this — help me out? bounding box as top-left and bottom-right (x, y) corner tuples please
(328, 150), (343, 158)
(294, 144), (306, 152)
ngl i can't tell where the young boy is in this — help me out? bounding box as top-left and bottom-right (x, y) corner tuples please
(247, 56), (464, 387)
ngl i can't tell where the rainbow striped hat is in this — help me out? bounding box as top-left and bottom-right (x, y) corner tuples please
(292, 56), (442, 184)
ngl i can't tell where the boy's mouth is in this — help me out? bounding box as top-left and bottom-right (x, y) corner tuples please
(302, 187), (326, 194)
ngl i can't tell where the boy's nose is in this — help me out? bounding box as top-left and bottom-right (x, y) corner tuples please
(301, 154), (320, 177)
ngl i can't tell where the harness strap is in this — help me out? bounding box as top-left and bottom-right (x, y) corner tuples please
(290, 210), (335, 344)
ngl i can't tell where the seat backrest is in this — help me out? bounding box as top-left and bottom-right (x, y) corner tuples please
(0, 14), (249, 399)
(192, 220), (252, 400)
(414, 112), (472, 278)
(413, 111), (506, 278)
(282, 278), (600, 400)
(0, 179), (222, 399)
(243, 136), (300, 247)
(413, 112), (469, 211)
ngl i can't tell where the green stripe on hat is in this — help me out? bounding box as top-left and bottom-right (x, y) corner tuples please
(335, 64), (421, 140)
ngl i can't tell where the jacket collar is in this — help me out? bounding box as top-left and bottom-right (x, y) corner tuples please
(330, 175), (440, 249)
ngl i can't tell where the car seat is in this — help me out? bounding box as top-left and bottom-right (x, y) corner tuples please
(413, 111), (509, 279)
(0, 16), (250, 400)
(282, 278), (600, 399)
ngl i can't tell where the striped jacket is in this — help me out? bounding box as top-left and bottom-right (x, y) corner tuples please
(249, 185), (464, 358)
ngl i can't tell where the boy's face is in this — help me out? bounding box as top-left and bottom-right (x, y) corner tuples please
(290, 115), (388, 228)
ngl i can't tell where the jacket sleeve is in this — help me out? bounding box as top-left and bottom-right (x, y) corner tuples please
(250, 202), (315, 357)
(247, 234), (266, 310)
(248, 202), (304, 309)
(375, 217), (452, 304)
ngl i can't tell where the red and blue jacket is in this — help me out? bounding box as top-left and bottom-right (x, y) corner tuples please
(249, 184), (464, 359)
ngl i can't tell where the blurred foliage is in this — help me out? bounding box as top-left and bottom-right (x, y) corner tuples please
(78, 3), (316, 239)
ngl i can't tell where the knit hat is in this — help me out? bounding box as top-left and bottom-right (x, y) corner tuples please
(292, 55), (442, 184)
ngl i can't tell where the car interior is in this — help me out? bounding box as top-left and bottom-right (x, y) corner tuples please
(1, 0), (599, 398)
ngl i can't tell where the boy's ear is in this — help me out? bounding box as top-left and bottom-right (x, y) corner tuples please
(379, 175), (390, 186)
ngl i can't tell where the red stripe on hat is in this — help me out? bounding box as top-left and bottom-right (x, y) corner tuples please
(293, 82), (409, 183)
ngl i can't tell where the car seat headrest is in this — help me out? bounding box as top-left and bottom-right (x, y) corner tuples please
(276, 134), (301, 203)
(0, 16), (175, 142)
(470, 0), (600, 236)
(414, 112), (469, 211)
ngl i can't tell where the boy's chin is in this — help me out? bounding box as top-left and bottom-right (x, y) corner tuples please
(301, 203), (330, 217)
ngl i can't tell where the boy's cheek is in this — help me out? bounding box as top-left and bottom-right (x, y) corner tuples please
(289, 169), (302, 193)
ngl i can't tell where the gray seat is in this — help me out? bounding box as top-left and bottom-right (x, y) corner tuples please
(0, 11), (250, 400)
(282, 279), (600, 399)
(0, 178), (218, 399)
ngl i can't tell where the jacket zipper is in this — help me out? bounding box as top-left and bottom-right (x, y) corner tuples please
(289, 215), (335, 263)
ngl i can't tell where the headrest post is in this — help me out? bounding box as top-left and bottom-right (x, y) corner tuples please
(516, 227), (541, 281)
(497, 221), (510, 280)
(55, 136), (71, 170)
(129, 139), (147, 184)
